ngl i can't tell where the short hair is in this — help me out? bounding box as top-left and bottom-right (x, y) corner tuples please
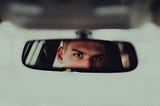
(62, 40), (72, 52)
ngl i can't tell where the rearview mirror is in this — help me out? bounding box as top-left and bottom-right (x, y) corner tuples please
(22, 39), (138, 73)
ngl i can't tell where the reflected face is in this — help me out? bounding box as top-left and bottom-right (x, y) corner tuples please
(57, 41), (108, 69)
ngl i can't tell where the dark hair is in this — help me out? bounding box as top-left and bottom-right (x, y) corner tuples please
(104, 42), (123, 71)
(62, 40), (72, 51)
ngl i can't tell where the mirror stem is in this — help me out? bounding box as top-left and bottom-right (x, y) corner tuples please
(76, 30), (92, 39)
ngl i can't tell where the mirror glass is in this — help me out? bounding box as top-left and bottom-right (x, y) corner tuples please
(22, 39), (138, 73)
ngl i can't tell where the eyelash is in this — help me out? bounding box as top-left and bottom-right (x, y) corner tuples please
(92, 56), (103, 61)
(73, 52), (83, 58)
(73, 53), (104, 62)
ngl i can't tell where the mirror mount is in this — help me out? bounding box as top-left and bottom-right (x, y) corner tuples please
(76, 30), (92, 40)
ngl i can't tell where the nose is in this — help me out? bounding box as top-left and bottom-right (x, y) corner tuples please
(82, 59), (92, 69)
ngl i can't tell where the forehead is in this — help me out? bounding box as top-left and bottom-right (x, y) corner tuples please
(67, 41), (106, 51)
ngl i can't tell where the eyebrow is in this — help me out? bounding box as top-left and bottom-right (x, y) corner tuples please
(71, 48), (105, 57)
(93, 54), (105, 57)
(71, 49), (86, 54)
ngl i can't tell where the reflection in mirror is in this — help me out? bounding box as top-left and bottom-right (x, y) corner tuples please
(117, 42), (138, 71)
(22, 39), (137, 73)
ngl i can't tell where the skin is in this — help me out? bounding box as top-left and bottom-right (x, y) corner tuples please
(56, 40), (108, 69)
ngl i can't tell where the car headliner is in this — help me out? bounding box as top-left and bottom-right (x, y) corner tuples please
(0, 21), (160, 105)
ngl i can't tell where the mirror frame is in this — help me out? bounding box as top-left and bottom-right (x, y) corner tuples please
(22, 39), (138, 73)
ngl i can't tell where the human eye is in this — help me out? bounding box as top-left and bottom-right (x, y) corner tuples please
(73, 52), (83, 59)
(92, 55), (104, 62)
